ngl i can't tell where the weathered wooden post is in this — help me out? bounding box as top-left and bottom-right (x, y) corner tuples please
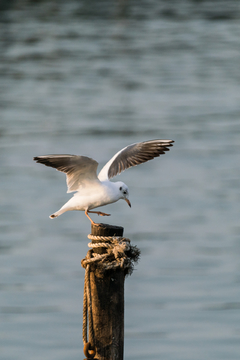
(81, 223), (140, 360)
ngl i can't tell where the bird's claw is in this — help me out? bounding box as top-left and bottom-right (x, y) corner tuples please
(97, 212), (111, 217)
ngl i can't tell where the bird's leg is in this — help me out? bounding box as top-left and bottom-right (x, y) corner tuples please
(85, 210), (96, 224)
(84, 210), (111, 226)
(87, 210), (111, 217)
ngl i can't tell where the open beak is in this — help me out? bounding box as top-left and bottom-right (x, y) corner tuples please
(125, 198), (131, 208)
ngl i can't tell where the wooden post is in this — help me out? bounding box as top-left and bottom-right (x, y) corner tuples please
(90, 223), (124, 360)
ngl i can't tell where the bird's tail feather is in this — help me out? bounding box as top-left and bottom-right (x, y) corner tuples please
(49, 213), (58, 219)
(49, 207), (67, 219)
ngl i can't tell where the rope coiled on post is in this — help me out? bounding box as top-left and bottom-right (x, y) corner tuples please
(85, 235), (132, 271)
(81, 235), (140, 359)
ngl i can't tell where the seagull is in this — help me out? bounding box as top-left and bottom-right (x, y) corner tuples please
(33, 139), (174, 225)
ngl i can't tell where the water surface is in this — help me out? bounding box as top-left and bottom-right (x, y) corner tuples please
(0, 1), (240, 359)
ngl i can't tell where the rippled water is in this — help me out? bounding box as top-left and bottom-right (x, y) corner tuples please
(1, 1), (240, 359)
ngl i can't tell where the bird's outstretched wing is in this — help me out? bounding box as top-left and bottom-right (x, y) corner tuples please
(33, 155), (99, 193)
(98, 139), (174, 181)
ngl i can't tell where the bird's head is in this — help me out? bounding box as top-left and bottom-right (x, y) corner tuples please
(117, 182), (131, 208)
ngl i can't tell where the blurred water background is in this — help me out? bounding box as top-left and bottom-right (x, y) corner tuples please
(1, 1), (240, 359)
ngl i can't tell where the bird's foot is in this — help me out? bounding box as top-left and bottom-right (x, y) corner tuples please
(96, 211), (111, 217)
(91, 222), (102, 227)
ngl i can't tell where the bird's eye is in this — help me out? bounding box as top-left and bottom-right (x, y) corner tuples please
(119, 187), (122, 191)
(123, 191), (127, 195)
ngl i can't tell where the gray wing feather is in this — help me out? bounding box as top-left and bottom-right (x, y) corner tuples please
(33, 154), (99, 193)
(106, 139), (174, 179)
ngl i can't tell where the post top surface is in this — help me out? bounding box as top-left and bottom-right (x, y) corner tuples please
(91, 223), (124, 237)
